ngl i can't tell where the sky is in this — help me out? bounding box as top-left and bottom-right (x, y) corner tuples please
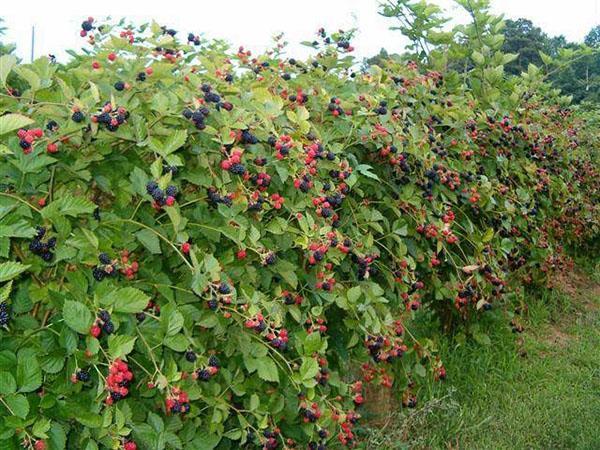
(1, 0), (599, 62)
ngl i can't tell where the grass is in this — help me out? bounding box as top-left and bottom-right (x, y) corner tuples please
(365, 263), (600, 449)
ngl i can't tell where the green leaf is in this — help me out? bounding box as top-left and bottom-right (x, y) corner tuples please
(299, 358), (319, 381)
(47, 423), (67, 450)
(347, 286), (361, 303)
(0, 371), (17, 394)
(63, 300), (92, 334)
(111, 287), (151, 313)
(41, 195), (95, 219)
(0, 113), (34, 136)
(0, 261), (30, 282)
(0, 55), (17, 86)
(4, 393), (29, 418)
(16, 349), (41, 392)
(108, 335), (137, 359)
(136, 229), (162, 254)
(413, 363), (426, 378)
(256, 357), (279, 383)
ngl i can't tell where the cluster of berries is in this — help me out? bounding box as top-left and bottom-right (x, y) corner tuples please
(80, 17), (94, 37)
(287, 88), (308, 104)
(305, 317), (328, 335)
(307, 242), (330, 266)
(187, 33), (201, 46)
(299, 401), (322, 423)
(182, 106), (209, 130)
(239, 129), (259, 145)
(16, 128), (44, 154)
(336, 410), (360, 447)
(351, 381), (364, 406)
(206, 187), (233, 208)
(303, 141), (336, 165)
(92, 253), (118, 281)
(165, 388), (190, 415)
(105, 359), (133, 405)
(281, 291), (303, 306)
(364, 335), (407, 363)
(91, 309), (115, 337)
(250, 172), (271, 191)
(328, 97), (344, 117)
(136, 299), (160, 322)
(205, 281), (232, 311)
(119, 250), (139, 279)
(146, 180), (178, 209)
(244, 313), (289, 350)
(29, 227), (56, 261)
(71, 369), (90, 383)
(220, 148), (246, 175)
(193, 355), (220, 382)
(119, 29), (135, 44)
(294, 174), (313, 193)
(91, 103), (129, 132)
(315, 357), (330, 386)
(373, 100), (388, 115)
(308, 429), (329, 450)
(353, 254), (379, 281)
(268, 134), (294, 160)
(0, 302), (10, 326)
(315, 274), (336, 292)
(261, 429), (280, 450)
(360, 362), (393, 387)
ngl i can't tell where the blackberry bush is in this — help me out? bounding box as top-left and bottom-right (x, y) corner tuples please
(0, 2), (597, 449)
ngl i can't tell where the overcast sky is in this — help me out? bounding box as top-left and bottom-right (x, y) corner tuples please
(2, 0), (600, 62)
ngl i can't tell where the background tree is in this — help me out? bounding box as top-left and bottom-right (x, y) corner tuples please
(0, 18), (16, 56)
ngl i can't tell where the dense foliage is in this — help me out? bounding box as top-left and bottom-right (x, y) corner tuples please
(0, 2), (598, 449)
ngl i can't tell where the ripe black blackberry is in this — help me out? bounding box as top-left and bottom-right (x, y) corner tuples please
(185, 350), (197, 362)
(81, 21), (93, 32)
(207, 298), (218, 310)
(165, 185), (178, 197)
(136, 72), (146, 82)
(92, 267), (105, 281)
(46, 120), (58, 131)
(72, 111), (85, 123)
(264, 252), (277, 265)
(98, 310), (111, 322)
(217, 282), (231, 295)
(114, 81), (125, 91)
(224, 74), (233, 83)
(76, 369), (90, 382)
(136, 312), (146, 322)
(197, 369), (211, 381)
(0, 302), (10, 326)
(102, 321), (115, 334)
(229, 164), (246, 175)
(98, 253), (111, 265)
(208, 355), (219, 368)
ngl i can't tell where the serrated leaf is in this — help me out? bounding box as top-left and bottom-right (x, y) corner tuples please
(0, 54), (17, 86)
(0, 261), (30, 282)
(5, 393), (29, 418)
(108, 335), (137, 359)
(63, 300), (92, 334)
(110, 287), (151, 313)
(16, 349), (41, 392)
(41, 195), (95, 219)
(0, 371), (17, 394)
(256, 357), (279, 383)
(136, 229), (161, 254)
(0, 113), (34, 135)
